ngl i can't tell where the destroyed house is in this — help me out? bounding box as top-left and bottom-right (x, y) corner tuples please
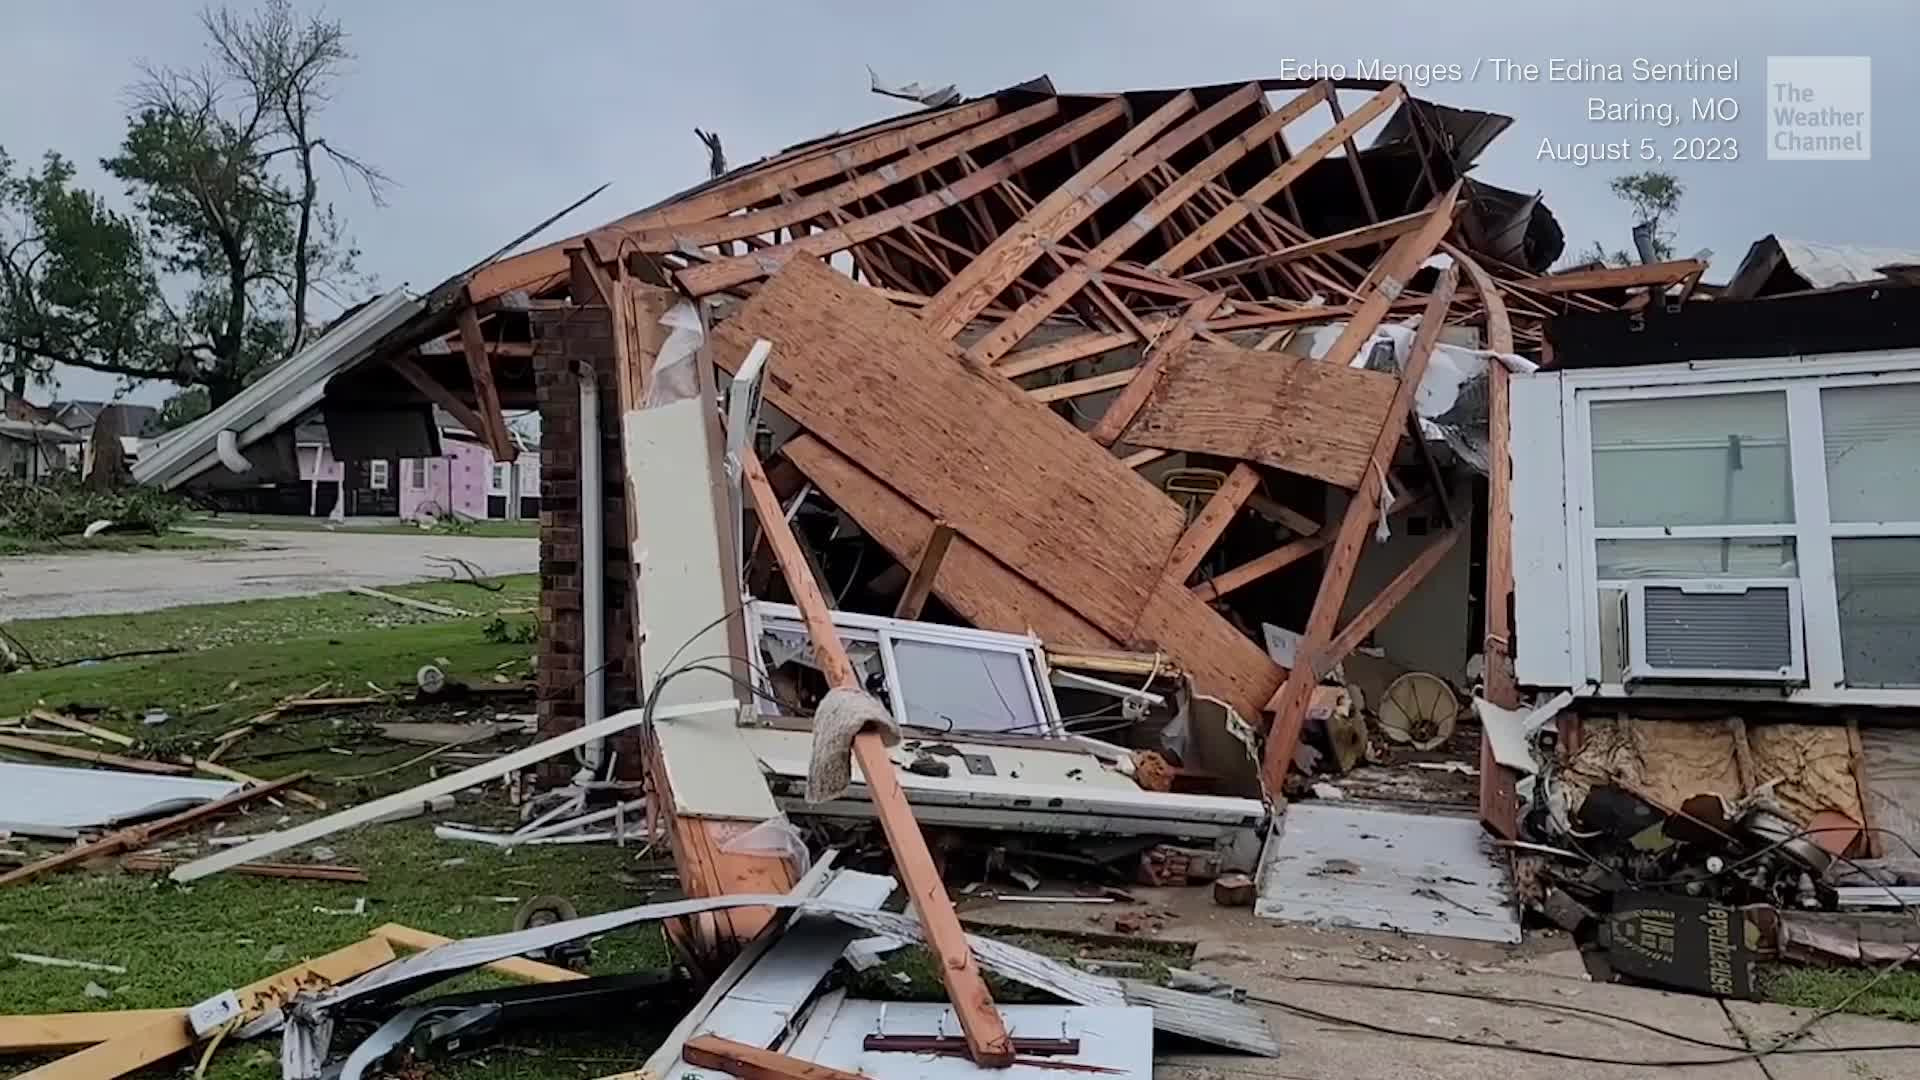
(289, 74), (1719, 952)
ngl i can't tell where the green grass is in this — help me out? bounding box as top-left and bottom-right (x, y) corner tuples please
(2, 574), (537, 672)
(1764, 964), (1920, 1023)
(192, 514), (540, 539)
(0, 583), (691, 1078)
(0, 530), (237, 557)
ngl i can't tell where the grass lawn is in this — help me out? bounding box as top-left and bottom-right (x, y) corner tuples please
(192, 514), (540, 539)
(1765, 964), (1920, 1023)
(0, 530), (238, 557)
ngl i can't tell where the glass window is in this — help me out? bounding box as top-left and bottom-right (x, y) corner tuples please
(368, 460), (389, 490)
(1834, 538), (1920, 687)
(1589, 392), (1793, 527)
(489, 463), (510, 493)
(889, 639), (1043, 736)
(408, 459), (428, 489)
(1596, 538), (1797, 579)
(1823, 383), (1920, 524)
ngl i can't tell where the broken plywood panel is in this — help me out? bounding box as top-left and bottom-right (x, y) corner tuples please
(1562, 716), (1746, 813)
(1256, 801), (1521, 944)
(710, 257), (1186, 638)
(1129, 577), (1283, 726)
(1747, 723), (1865, 826)
(781, 435), (1115, 649)
(1861, 727), (1920, 868)
(1121, 342), (1399, 489)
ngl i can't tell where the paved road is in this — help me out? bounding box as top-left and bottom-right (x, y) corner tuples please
(0, 528), (538, 620)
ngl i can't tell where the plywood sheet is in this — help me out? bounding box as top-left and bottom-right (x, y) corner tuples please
(710, 257), (1186, 637)
(1563, 717), (1745, 813)
(1121, 342), (1399, 489)
(1748, 723), (1864, 825)
(1129, 577), (1284, 725)
(1860, 727), (1920, 866)
(782, 435), (1115, 649)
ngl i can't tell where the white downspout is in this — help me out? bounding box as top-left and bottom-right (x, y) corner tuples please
(576, 364), (608, 779)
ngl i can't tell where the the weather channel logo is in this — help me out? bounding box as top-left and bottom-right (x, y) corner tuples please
(1767, 56), (1870, 160)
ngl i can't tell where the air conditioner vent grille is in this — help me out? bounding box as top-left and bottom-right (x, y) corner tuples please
(1641, 586), (1793, 672)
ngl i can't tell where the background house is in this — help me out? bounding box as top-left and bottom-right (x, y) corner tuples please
(293, 409), (539, 521)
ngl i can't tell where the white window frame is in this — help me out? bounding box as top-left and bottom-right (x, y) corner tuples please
(1557, 349), (1920, 706)
(367, 459), (389, 490)
(408, 458), (428, 490)
(488, 462), (510, 495)
(746, 600), (1067, 738)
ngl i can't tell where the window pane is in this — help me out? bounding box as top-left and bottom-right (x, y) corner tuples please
(1596, 538), (1797, 579)
(1589, 393), (1793, 527)
(890, 639), (1043, 736)
(1834, 538), (1920, 687)
(1823, 383), (1920, 523)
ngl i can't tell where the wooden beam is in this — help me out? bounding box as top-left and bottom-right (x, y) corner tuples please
(1192, 533), (1328, 602)
(0, 773), (311, 888)
(1314, 527), (1460, 675)
(683, 1035), (867, 1080)
(995, 324), (1165, 378)
(1185, 210), (1429, 285)
(28, 710), (323, 811)
(386, 354), (495, 451)
(0, 733), (190, 775)
(461, 100), (1007, 304)
(19, 937), (396, 1080)
(624, 102), (1064, 252)
(456, 307), (517, 462)
(1086, 294), (1223, 445)
(1308, 182), (1461, 374)
(1513, 258), (1706, 294)
(739, 450), (1013, 1067)
(371, 922), (584, 983)
(1246, 493), (1322, 538)
(1025, 368), (1133, 403)
(0, 1011), (183, 1054)
(1322, 91), (1381, 223)
(1148, 84), (1404, 274)
(892, 522), (956, 620)
(677, 100), (1131, 297)
(1158, 463), (1260, 587)
(1260, 264), (1460, 794)
(1446, 243), (1522, 839)
(919, 90), (1215, 338)
(966, 83), (1331, 363)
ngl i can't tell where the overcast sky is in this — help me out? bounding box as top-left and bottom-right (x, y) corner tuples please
(4, 1), (1913, 406)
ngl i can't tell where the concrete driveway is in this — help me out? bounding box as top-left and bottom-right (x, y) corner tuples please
(0, 528), (538, 620)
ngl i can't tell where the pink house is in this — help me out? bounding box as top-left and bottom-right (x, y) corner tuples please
(294, 414), (539, 521)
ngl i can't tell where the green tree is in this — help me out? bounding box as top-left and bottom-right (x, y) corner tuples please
(0, 1), (385, 406)
(1585, 170), (1684, 267)
(157, 385), (212, 431)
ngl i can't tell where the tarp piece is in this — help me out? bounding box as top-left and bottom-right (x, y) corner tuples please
(1256, 801), (1521, 944)
(0, 763), (240, 838)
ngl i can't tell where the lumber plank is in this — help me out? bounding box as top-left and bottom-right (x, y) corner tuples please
(0, 773), (310, 888)
(31, 710), (324, 809)
(740, 450), (1014, 1067)
(1315, 527), (1461, 674)
(919, 89), (1211, 337)
(677, 100), (1130, 296)
(1086, 293), (1223, 445)
(684, 1035), (866, 1080)
(966, 83), (1330, 364)
(1192, 533), (1329, 602)
(387, 353), (493, 441)
(371, 922), (583, 983)
(1514, 258), (1705, 294)
(782, 437), (1115, 648)
(0, 733), (190, 775)
(627, 101), (1062, 252)
(1261, 266), (1460, 795)
(463, 100), (1005, 304)
(457, 307), (517, 461)
(1026, 368), (1135, 402)
(21, 938), (395, 1080)
(1149, 84), (1403, 274)
(892, 522), (956, 621)
(709, 257), (1186, 639)
(1186, 209), (1430, 284)
(994, 323), (1165, 379)
(1159, 463), (1261, 587)
(119, 853), (366, 882)
(0, 1011), (183, 1054)
(1308, 183), (1461, 378)
(1120, 341), (1400, 488)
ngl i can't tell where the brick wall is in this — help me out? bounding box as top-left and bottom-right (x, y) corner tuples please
(533, 304), (643, 780)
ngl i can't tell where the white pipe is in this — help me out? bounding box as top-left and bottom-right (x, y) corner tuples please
(578, 365), (608, 778)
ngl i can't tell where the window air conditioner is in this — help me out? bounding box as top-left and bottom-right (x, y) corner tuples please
(1624, 579), (1805, 683)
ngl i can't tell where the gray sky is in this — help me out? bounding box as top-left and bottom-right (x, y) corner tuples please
(4, 1), (1913, 406)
